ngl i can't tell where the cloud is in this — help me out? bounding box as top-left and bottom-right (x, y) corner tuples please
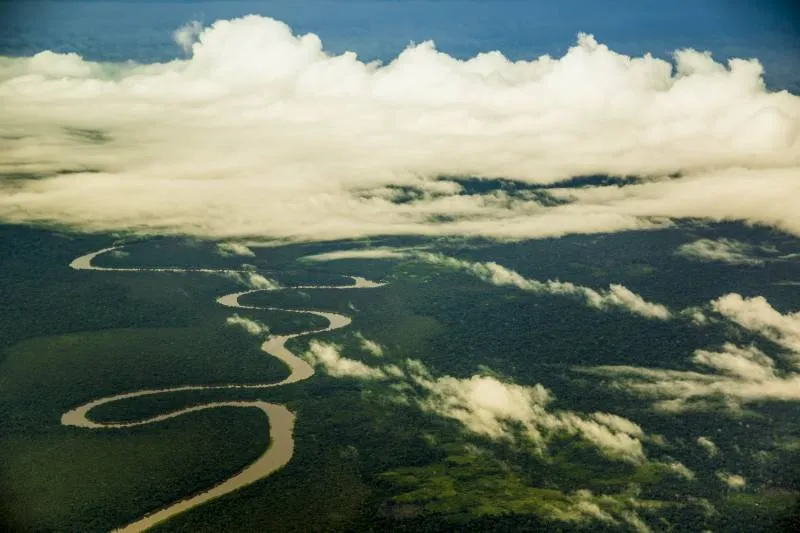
(173, 21), (203, 54)
(216, 242), (256, 257)
(304, 340), (648, 461)
(551, 492), (615, 525)
(411, 372), (553, 441)
(400, 360), (648, 462)
(419, 253), (671, 319)
(355, 332), (384, 356)
(676, 238), (772, 265)
(712, 293), (800, 357)
(716, 471), (746, 489)
(580, 292), (800, 412)
(586, 342), (800, 412)
(0, 16), (798, 242)
(667, 462), (696, 481)
(303, 340), (391, 380)
(225, 313), (269, 336)
(221, 269), (279, 290)
(697, 436), (718, 457)
(551, 489), (653, 531)
(301, 247), (415, 261)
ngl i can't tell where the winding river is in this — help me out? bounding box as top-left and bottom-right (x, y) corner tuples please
(62, 246), (385, 532)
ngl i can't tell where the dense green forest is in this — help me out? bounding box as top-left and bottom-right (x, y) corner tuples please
(1, 224), (799, 532)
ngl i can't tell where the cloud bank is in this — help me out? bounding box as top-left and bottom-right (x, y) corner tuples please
(0, 15), (798, 241)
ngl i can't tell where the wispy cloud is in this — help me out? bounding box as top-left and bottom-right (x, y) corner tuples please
(551, 489), (658, 532)
(419, 253), (671, 319)
(221, 268), (279, 290)
(301, 247), (416, 262)
(226, 314), (269, 336)
(667, 462), (696, 481)
(697, 436), (718, 457)
(584, 294), (800, 411)
(716, 471), (746, 489)
(216, 242), (256, 257)
(355, 332), (384, 356)
(676, 238), (773, 265)
(587, 343), (800, 412)
(301, 247), (672, 320)
(0, 16), (798, 241)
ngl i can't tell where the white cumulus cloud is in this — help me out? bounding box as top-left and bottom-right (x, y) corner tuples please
(712, 293), (800, 357)
(303, 341), (390, 380)
(0, 16), (798, 242)
(173, 21), (203, 54)
(301, 341), (650, 462)
(401, 360), (648, 462)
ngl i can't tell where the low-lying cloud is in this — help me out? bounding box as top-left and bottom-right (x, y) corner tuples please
(676, 238), (774, 265)
(226, 313), (269, 336)
(221, 268), (279, 290)
(585, 293), (800, 411)
(0, 15), (798, 242)
(301, 247), (420, 262)
(216, 242), (256, 257)
(697, 436), (718, 457)
(304, 248), (672, 318)
(716, 471), (746, 489)
(712, 293), (800, 357)
(303, 340), (397, 380)
(412, 373), (648, 461)
(355, 332), (384, 357)
(304, 340), (650, 462)
(419, 253), (672, 319)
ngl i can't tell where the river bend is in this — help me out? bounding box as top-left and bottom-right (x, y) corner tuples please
(62, 246), (384, 532)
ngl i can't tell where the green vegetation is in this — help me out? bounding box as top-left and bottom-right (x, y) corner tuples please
(0, 327), (288, 429)
(1, 409), (268, 532)
(1, 224), (799, 532)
